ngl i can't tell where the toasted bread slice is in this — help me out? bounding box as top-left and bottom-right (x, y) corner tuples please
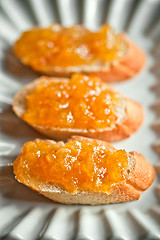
(13, 76), (144, 142)
(37, 35), (146, 82)
(13, 24), (146, 82)
(13, 137), (155, 205)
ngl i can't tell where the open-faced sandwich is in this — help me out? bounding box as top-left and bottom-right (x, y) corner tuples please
(13, 74), (144, 142)
(13, 136), (155, 205)
(13, 24), (146, 82)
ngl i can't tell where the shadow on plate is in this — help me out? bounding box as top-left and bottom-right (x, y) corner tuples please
(2, 47), (40, 83)
(0, 166), (54, 204)
(0, 105), (44, 140)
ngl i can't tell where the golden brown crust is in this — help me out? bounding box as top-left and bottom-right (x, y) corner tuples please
(40, 183), (141, 205)
(12, 77), (144, 142)
(90, 35), (146, 82)
(127, 152), (155, 191)
(15, 34), (145, 82)
(13, 137), (155, 205)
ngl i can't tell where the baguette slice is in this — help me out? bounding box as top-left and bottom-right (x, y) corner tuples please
(13, 136), (155, 205)
(37, 35), (146, 82)
(13, 76), (144, 142)
(13, 24), (146, 82)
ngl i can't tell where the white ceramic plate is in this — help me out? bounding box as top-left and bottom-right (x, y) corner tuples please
(0, 0), (160, 239)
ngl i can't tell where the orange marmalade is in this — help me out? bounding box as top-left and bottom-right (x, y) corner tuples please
(14, 24), (126, 69)
(23, 74), (124, 129)
(13, 139), (128, 193)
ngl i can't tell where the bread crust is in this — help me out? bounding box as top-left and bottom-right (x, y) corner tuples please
(14, 33), (145, 82)
(13, 137), (155, 205)
(12, 77), (144, 142)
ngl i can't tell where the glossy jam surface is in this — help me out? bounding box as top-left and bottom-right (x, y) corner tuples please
(23, 74), (123, 129)
(14, 24), (125, 69)
(14, 139), (128, 193)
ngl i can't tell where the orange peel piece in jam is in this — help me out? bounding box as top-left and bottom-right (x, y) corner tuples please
(13, 139), (128, 193)
(14, 24), (126, 69)
(23, 74), (125, 129)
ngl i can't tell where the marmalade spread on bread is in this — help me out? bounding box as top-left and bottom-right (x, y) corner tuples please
(23, 74), (124, 129)
(14, 24), (126, 69)
(13, 139), (128, 193)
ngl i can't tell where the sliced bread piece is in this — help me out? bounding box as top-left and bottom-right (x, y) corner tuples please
(13, 76), (144, 142)
(13, 24), (146, 82)
(13, 136), (155, 205)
